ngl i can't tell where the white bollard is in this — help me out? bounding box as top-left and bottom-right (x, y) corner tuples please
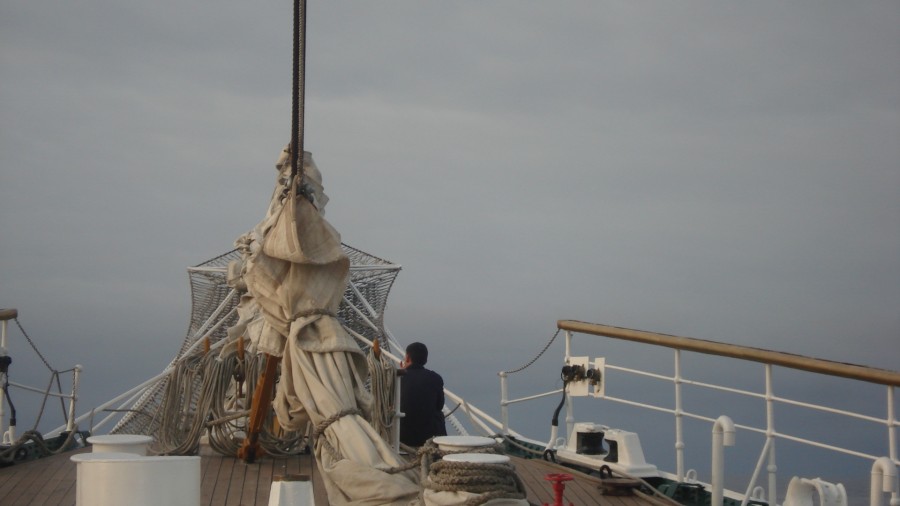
(71, 453), (200, 506)
(87, 434), (154, 455)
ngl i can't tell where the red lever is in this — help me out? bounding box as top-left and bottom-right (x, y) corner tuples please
(543, 473), (574, 506)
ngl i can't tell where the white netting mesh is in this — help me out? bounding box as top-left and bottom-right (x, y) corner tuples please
(109, 243), (400, 456)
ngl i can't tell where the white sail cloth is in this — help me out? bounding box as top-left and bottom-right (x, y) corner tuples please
(231, 148), (419, 505)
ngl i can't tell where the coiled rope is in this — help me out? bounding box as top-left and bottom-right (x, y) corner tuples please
(0, 429), (80, 465)
(366, 344), (396, 441)
(402, 440), (525, 506)
(425, 459), (527, 506)
(147, 339), (305, 457)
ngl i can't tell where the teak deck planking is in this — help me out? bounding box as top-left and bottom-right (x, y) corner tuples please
(1, 448), (665, 505)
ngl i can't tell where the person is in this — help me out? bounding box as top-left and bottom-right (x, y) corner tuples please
(399, 342), (447, 447)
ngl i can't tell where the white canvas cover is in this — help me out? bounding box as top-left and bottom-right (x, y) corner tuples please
(232, 147), (419, 505)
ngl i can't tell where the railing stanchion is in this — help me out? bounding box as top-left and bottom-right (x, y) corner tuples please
(766, 364), (778, 506)
(674, 349), (684, 481)
(888, 386), (896, 464)
(66, 365), (82, 432)
(0, 317), (8, 443)
(564, 331), (574, 442)
(500, 371), (509, 435)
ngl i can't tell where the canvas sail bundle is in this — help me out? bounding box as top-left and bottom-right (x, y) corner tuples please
(234, 147), (420, 505)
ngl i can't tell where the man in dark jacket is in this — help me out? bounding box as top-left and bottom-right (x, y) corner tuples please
(399, 342), (447, 447)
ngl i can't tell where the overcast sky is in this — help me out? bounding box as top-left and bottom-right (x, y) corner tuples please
(1, 0), (898, 486)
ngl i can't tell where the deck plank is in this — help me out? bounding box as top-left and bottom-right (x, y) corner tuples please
(226, 460), (248, 504)
(1, 448), (78, 506)
(1, 446), (667, 506)
(200, 452), (223, 505)
(29, 448), (80, 506)
(509, 456), (661, 506)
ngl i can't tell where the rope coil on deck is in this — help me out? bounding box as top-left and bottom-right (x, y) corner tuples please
(424, 459), (527, 506)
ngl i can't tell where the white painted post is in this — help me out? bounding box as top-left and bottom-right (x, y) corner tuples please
(499, 371), (509, 435)
(393, 373), (403, 454)
(674, 349), (684, 481)
(0, 311), (14, 445)
(712, 415), (735, 506)
(888, 387), (896, 465)
(765, 365), (778, 506)
(564, 332), (574, 442)
(67, 365), (82, 432)
(0, 316), (7, 444)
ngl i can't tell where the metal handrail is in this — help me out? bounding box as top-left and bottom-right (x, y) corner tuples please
(558, 320), (900, 386)
(499, 320), (899, 506)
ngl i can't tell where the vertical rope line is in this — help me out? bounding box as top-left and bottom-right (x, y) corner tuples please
(291, 0), (307, 181)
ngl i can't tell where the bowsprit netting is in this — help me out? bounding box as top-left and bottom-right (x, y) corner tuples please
(110, 244), (401, 456)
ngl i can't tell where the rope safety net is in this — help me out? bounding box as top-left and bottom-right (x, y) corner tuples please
(110, 241), (403, 456)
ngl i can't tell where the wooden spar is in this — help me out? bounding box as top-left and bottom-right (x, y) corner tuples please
(238, 353), (280, 463)
(558, 320), (900, 387)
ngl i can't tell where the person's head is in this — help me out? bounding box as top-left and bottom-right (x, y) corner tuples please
(405, 342), (428, 366)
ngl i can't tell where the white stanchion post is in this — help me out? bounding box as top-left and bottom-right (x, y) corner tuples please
(712, 415), (735, 506)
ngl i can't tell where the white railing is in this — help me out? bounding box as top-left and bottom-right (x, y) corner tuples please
(1, 309), (82, 443)
(499, 320), (900, 506)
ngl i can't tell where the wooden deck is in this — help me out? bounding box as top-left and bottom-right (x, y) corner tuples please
(0, 447), (328, 506)
(0, 448), (672, 505)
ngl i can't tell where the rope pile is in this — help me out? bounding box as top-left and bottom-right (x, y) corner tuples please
(0, 429), (80, 466)
(150, 340), (305, 456)
(425, 459), (527, 506)
(381, 439), (525, 505)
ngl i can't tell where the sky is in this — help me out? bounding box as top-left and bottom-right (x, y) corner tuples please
(1, 0), (898, 494)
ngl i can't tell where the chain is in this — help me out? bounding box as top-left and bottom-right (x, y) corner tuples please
(13, 318), (55, 372)
(500, 329), (561, 375)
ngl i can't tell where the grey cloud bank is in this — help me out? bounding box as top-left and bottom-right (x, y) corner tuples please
(1, 2), (898, 485)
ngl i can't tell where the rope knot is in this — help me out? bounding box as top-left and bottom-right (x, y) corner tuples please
(312, 408), (361, 440)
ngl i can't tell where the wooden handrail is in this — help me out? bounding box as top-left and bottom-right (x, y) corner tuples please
(558, 320), (900, 387)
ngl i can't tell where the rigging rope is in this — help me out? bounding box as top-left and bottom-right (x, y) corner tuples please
(3, 318), (78, 436)
(148, 339), (305, 457)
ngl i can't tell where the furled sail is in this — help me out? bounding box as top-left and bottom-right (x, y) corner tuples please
(232, 146), (419, 505)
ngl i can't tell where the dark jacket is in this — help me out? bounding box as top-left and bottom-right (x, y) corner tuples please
(399, 364), (447, 447)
